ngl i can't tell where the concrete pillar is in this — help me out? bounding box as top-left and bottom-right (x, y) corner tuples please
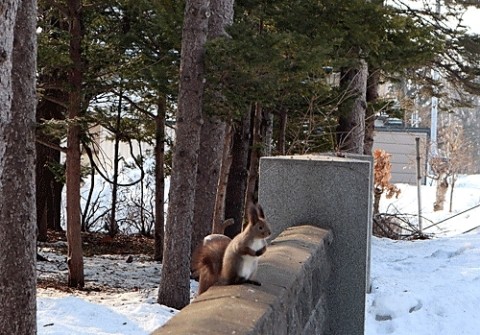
(258, 155), (372, 335)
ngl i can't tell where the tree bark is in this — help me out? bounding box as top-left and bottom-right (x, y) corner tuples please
(191, 118), (226, 255)
(212, 124), (234, 232)
(364, 68), (380, 155)
(157, 0), (210, 309)
(433, 173), (449, 211)
(245, 102), (263, 206)
(263, 109), (274, 156)
(36, 141), (63, 241)
(66, 0), (84, 288)
(449, 175), (456, 213)
(0, 0), (37, 332)
(224, 109), (251, 237)
(208, 0), (234, 37)
(191, 0), (235, 259)
(108, 94), (123, 237)
(373, 188), (382, 215)
(36, 88), (65, 241)
(154, 96), (166, 261)
(337, 59), (368, 154)
(277, 109), (287, 155)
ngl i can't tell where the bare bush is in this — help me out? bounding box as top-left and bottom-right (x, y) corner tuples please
(373, 149), (401, 215)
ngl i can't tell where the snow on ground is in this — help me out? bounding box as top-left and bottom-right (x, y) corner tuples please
(37, 175), (480, 334)
(37, 244), (197, 334)
(366, 175), (480, 335)
(367, 232), (480, 335)
(38, 294), (172, 335)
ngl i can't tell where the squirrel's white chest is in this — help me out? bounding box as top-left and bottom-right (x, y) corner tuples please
(238, 238), (266, 279)
(249, 238), (266, 252)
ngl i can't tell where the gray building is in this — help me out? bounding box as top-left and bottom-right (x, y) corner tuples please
(373, 127), (430, 185)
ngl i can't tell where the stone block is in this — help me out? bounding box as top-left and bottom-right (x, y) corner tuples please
(258, 154), (371, 335)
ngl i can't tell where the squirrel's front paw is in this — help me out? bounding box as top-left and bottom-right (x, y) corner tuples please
(246, 279), (261, 286)
(255, 246), (266, 256)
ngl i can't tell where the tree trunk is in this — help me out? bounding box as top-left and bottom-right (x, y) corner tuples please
(212, 124), (234, 232)
(108, 95), (122, 237)
(35, 7), (69, 238)
(154, 96), (166, 261)
(66, 0), (84, 288)
(449, 175), (456, 213)
(48, 158), (64, 233)
(433, 173), (449, 211)
(36, 137), (63, 240)
(224, 108), (251, 237)
(0, 0), (37, 332)
(139, 153), (146, 234)
(208, 0), (234, 37)
(245, 102), (262, 206)
(36, 92), (65, 241)
(373, 188), (382, 215)
(157, 0), (210, 310)
(191, 0), (235, 259)
(263, 109), (274, 156)
(364, 67), (380, 156)
(337, 59), (368, 154)
(277, 109), (287, 155)
(191, 118), (226, 255)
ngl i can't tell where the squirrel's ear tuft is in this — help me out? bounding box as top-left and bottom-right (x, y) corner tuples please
(247, 202), (259, 224)
(256, 204), (265, 219)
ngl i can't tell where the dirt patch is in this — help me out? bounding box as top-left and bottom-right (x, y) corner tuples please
(38, 230), (155, 256)
(37, 230), (158, 293)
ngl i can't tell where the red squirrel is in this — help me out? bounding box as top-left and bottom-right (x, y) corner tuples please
(191, 218), (234, 293)
(219, 203), (271, 287)
(192, 203), (271, 294)
(192, 233), (231, 294)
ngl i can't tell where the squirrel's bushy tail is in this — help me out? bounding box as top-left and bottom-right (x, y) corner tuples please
(192, 235), (231, 294)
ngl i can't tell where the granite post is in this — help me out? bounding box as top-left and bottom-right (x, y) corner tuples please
(258, 155), (372, 335)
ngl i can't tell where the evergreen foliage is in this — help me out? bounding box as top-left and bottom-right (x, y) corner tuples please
(37, 0), (181, 178)
(203, 0), (460, 153)
(37, 0), (480, 157)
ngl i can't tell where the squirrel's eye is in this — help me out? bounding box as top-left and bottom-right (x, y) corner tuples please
(259, 226), (263, 230)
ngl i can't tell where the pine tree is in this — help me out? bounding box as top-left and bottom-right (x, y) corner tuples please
(157, 0), (210, 309)
(191, 0), (235, 258)
(0, 0), (38, 332)
(37, 0), (183, 258)
(65, 0), (85, 288)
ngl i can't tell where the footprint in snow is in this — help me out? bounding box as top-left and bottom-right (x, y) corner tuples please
(429, 244), (473, 259)
(372, 294), (423, 322)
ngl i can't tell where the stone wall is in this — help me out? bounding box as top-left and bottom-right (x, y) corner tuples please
(151, 225), (332, 335)
(152, 154), (371, 335)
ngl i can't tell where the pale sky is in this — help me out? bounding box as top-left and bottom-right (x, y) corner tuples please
(386, 1), (480, 35)
(462, 7), (480, 34)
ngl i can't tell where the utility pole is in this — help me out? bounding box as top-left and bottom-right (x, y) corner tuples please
(416, 137), (423, 234)
(430, 0), (441, 159)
